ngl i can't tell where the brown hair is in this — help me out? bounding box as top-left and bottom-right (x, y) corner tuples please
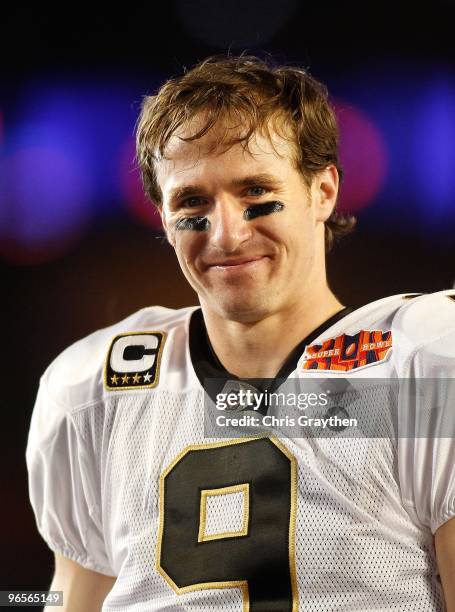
(136, 54), (355, 250)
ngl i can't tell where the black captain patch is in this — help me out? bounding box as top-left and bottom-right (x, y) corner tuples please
(105, 331), (166, 391)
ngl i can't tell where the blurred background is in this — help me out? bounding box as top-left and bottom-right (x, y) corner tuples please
(2, 0), (455, 597)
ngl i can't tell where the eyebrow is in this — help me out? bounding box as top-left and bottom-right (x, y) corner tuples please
(231, 173), (281, 189)
(168, 184), (205, 205)
(167, 173), (282, 205)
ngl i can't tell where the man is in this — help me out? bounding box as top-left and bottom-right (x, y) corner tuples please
(27, 55), (455, 610)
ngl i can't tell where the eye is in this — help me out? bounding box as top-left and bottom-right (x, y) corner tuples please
(246, 186), (268, 197)
(182, 196), (205, 208)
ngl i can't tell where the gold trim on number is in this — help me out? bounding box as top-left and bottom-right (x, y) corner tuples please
(198, 482), (250, 543)
(156, 435), (298, 612)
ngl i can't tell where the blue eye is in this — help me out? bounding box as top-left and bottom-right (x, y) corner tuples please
(247, 186), (267, 197)
(183, 197), (204, 208)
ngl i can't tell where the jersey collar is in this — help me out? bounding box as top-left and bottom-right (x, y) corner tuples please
(189, 306), (354, 405)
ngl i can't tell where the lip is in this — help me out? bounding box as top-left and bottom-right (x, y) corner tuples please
(205, 255), (269, 271)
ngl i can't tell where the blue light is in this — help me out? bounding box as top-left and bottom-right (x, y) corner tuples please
(331, 66), (455, 235)
(17, 81), (137, 212)
(412, 76), (455, 224)
(0, 79), (142, 262)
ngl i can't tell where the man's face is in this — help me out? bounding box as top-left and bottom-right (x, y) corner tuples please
(156, 120), (337, 322)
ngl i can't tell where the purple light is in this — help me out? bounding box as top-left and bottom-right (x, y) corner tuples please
(334, 100), (388, 214)
(0, 143), (92, 264)
(412, 77), (455, 222)
(18, 82), (136, 209)
(0, 79), (137, 264)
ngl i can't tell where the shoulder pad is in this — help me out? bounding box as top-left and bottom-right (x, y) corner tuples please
(391, 290), (455, 373)
(42, 305), (196, 410)
(392, 290), (455, 346)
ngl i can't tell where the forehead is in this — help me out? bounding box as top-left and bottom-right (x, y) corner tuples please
(155, 117), (297, 195)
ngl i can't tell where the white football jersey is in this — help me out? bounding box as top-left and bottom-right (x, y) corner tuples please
(26, 291), (455, 611)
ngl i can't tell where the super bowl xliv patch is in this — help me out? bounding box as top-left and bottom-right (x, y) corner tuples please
(105, 331), (166, 390)
(302, 330), (392, 372)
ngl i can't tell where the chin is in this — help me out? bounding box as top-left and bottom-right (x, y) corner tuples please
(214, 297), (273, 323)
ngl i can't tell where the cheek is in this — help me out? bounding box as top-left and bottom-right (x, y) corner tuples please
(268, 218), (300, 250)
(279, 218), (314, 263)
(174, 232), (206, 267)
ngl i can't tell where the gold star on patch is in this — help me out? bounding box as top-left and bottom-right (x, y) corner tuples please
(132, 373), (141, 384)
(110, 374), (119, 385)
(121, 374), (130, 384)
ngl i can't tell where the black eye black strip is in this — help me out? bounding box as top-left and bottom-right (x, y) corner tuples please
(175, 217), (211, 232)
(175, 201), (284, 231)
(243, 201), (284, 221)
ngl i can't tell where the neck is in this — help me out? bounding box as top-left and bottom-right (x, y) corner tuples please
(201, 287), (344, 378)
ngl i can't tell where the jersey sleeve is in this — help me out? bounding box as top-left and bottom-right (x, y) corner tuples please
(396, 292), (455, 533)
(26, 376), (115, 576)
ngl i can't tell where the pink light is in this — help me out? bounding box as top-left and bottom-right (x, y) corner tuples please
(333, 100), (388, 213)
(119, 139), (163, 230)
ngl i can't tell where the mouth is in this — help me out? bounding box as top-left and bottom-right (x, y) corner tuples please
(205, 255), (269, 272)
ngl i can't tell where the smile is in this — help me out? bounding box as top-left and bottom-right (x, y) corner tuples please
(206, 256), (269, 271)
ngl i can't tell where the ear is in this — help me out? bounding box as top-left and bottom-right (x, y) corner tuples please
(159, 206), (176, 248)
(313, 165), (339, 222)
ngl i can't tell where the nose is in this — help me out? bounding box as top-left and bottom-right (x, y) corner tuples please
(208, 198), (253, 253)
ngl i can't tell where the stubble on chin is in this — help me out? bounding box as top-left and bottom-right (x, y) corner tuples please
(201, 288), (275, 324)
